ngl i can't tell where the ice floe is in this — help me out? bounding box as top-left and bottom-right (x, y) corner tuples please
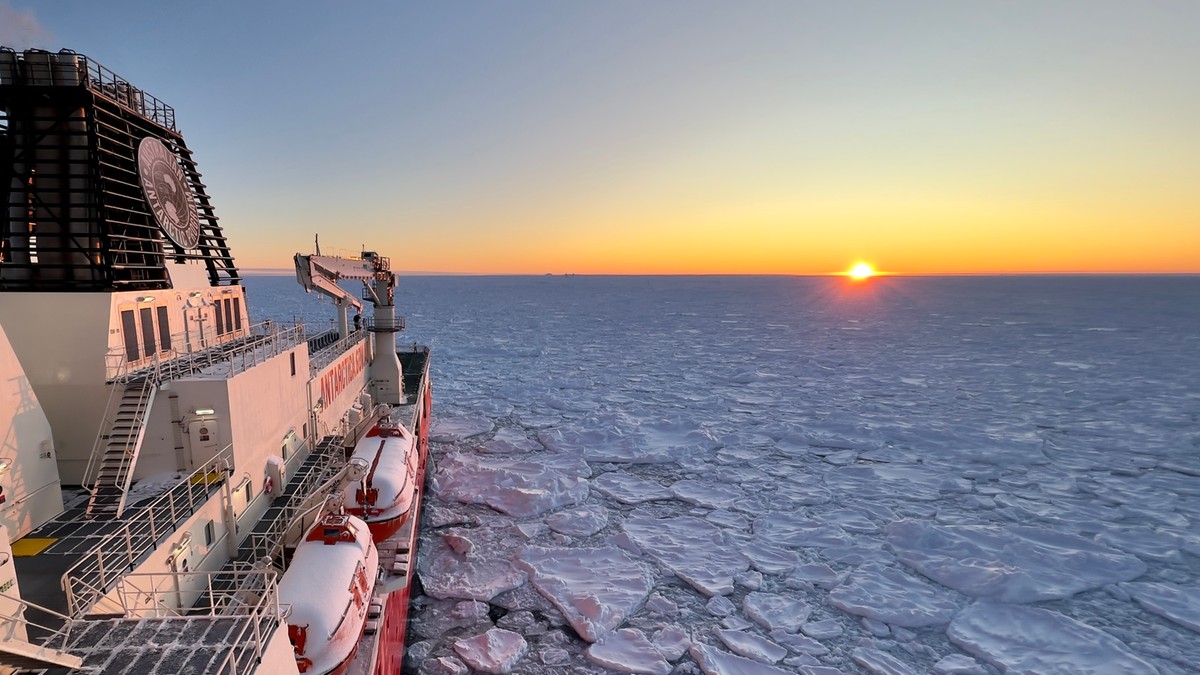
(545, 503), (609, 537)
(689, 643), (794, 675)
(828, 563), (961, 626)
(753, 513), (851, 548)
(742, 591), (811, 632)
(713, 628), (786, 664)
(418, 530), (528, 602)
(651, 625), (690, 661)
(852, 646), (921, 675)
(886, 521), (1148, 602)
(431, 451), (590, 517)
(432, 415), (495, 442)
(622, 513), (751, 596)
(670, 479), (745, 509)
(1120, 581), (1200, 634)
(947, 602), (1159, 674)
(586, 628), (671, 675)
(452, 628), (528, 674)
(590, 471), (674, 504)
(515, 546), (654, 642)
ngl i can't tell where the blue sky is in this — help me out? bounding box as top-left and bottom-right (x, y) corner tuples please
(4, 1), (1199, 273)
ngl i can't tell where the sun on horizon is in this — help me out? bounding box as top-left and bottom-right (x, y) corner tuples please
(847, 262), (877, 280)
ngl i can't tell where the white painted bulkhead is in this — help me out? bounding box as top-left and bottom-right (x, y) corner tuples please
(0, 323), (62, 540)
(0, 293), (111, 484)
(0, 273), (251, 485)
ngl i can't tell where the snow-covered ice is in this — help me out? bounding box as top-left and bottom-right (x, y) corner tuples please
(887, 521), (1148, 603)
(585, 628), (671, 674)
(452, 628), (528, 674)
(743, 591), (812, 632)
(714, 628), (787, 663)
(1120, 581), (1200, 634)
(590, 471), (674, 504)
(623, 512), (752, 596)
(252, 275), (1200, 674)
(828, 563), (961, 627)
(947, 602), (1159, 674)
(430, 451), (590, 517)
(515, 546), (654, 642)
(690, 642), (795, 675)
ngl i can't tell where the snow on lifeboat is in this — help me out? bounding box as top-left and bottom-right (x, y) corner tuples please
(279, 514), (380, 675)
(343, 423), (419, 541)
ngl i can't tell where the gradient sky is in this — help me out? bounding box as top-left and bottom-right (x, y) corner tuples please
(4, 1), (1199, 274)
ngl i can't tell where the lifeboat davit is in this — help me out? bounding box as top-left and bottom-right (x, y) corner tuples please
(343, 423), (419, 541)
(279, 514), (379, 675)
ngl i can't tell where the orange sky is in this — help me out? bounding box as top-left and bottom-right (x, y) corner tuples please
(26, 2), (1199, 275)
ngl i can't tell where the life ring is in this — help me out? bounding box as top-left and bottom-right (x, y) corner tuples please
(263, 475), (274, 496)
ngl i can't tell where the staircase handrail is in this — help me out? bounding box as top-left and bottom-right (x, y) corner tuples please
(81, 358), (131, 493)
(0, 590), (77, 641)
(0, 590), (84, 669)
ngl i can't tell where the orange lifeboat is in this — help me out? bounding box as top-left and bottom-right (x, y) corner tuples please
(279, 514), (379, 675)
(343, 424), (418, 541)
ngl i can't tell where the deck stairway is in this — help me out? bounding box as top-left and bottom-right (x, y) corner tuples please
(0, 593), (85, 671)
(0, 638), (83, 671)
(85, 378), (157, 518)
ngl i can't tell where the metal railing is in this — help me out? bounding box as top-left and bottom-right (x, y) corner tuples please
(0, 49), (177, 131)
(309, 328), (367, 374)
(105, 321), (306, 383)
(365, 315), (405, 333)
(81, 358), (137, 496)
(0, 591), (83, 669)
(62, 446), (234, 617)
(56, 570), (281, 675)
(242, 440), (351, 564)
(81, 54), (176, 131)
(241, 402), (383, 565)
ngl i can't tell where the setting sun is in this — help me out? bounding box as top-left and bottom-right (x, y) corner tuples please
(848, 262), (877, 280)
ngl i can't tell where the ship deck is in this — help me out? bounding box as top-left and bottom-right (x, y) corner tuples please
(13, 481), (228, 619)
(7, 346), (432, 674)
(29, 615), (263, 675)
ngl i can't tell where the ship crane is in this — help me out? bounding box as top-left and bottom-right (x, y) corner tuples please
(294, 241), (407, 404)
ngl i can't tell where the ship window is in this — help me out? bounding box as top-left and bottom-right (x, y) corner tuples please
(156, 306), (171, 351)
(302, 423), (307, 439)
(214, 300), (225, 335)
(290, 352), (296, 376)
(204, 520), (214, 546)
(139, 307), (156, 357)
(223, 299), (233, 334)
(233, 298), (242, 331)
(246, 480), (253, 501)
(121, 310), (140, 361)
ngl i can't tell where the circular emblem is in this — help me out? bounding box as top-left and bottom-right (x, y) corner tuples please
(137, 137), (200, 249)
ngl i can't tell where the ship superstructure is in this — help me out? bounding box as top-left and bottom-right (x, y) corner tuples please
(0, 48), (431, 674)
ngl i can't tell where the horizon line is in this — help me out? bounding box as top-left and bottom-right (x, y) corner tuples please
(239, 268), (1200, 278)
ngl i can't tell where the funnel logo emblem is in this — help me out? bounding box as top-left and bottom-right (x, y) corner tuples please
(137, 137), (200, 249)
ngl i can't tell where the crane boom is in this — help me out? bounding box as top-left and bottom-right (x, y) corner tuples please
(294, 254), (365, 312)
(294, 244), (406, 405)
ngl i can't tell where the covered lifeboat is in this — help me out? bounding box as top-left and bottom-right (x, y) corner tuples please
(279, 514), (379, 675)
(343, 423), (419, 541)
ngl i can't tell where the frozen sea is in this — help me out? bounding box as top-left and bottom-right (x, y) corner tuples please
(247, 274), (1200, 675)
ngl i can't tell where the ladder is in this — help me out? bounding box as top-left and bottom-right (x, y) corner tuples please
(85, 377), (157, 518)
